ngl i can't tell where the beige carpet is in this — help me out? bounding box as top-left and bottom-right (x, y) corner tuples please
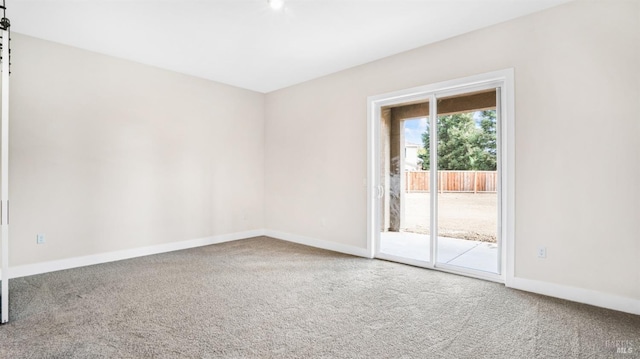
(0, 236), (638, 358)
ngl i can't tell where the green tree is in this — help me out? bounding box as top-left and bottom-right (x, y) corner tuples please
(417, 111), (496, 171)
(473, 110), (497, 170)
(418, 124), (431, 170)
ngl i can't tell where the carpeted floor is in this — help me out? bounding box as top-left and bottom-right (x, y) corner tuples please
(0, 236), (638, 358)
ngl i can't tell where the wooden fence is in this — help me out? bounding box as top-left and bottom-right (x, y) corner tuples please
(406, 170), (497, 193)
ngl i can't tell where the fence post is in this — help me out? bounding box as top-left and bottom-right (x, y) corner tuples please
(474, 171), (478, 194)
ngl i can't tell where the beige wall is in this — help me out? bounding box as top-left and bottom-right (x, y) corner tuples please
(265, 0), (640, 300)
(2, 0), (638, 306)
(6, 34), (265, 266)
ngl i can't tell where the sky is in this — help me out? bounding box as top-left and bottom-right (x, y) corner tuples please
(404, 117), (428, 145)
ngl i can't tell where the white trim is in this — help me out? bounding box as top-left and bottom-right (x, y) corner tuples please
(7, 230), (265, 279)
(1, 227), (638, 315)
(366, 98), (377, 259)
(399, 119), (407, 230)
(367, 69), (513, 108)
(502, 69), (516, 287)
(367, 69), (515, 284)
(429, 94), (438, 265)
(376, 252), (503, 284)
(435, 263), (504, 284)
(509, 277), (640, 316)
(2, 229), (368, 281)
(264, 230), (370, 258)
(1, 28), (10, 324)
(376, 252), (433, 269)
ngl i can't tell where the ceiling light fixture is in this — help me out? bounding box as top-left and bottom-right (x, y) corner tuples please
(268, 0), (285, 11)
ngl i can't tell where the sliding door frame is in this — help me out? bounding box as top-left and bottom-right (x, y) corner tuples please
(1, 27), (9, 324)
(367, 69), (515, 284)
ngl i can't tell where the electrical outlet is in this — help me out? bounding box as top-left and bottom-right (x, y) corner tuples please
(36, 233), (46, 244)
(537, 246), (546, 259)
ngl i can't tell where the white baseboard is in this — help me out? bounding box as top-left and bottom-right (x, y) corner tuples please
(4, 229), (369, 280)
(508, 277), (640, 315)
(264, 229), (369, 258)
(7, 229), (266, 279)
(264, 230), (640, 315)
(3, 229), (638, 316)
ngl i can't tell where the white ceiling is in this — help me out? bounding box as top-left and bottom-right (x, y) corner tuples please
(9, 0), (570, 93)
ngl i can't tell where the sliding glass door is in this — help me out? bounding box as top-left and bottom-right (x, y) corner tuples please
(377, 100), (432, 264)
(434, 91), (500, 275)
(372, 73), (510, 282)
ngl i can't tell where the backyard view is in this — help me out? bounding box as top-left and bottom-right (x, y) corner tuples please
(404, 192), (497, 242)
(402, 109), (498, 242)
(379, 90), (501, 274)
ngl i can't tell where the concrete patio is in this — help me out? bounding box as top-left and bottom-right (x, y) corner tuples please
(379, 231), (499, 274)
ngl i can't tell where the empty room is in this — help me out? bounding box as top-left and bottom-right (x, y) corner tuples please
(0, 0), (638, 357)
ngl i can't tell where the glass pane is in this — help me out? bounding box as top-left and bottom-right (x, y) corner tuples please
(379, 101), (431, 262)
(435, 92), (499, 274)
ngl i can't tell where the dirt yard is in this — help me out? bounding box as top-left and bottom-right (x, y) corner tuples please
(403, 192), (497, 242)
